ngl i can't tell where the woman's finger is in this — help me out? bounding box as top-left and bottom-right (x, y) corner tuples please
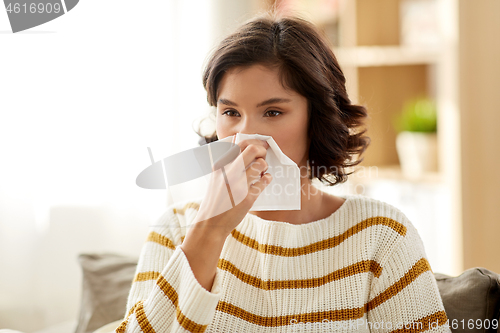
(239, 143), (269, 169)
(246, 157), (268, 187)
(237, 138), (269, 151)
(244, 173), (273, 205)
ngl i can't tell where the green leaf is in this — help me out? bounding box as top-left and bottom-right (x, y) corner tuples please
(393, 97), (437, 133)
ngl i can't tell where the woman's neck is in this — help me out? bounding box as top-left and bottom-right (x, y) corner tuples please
(248, 176), (343, 225)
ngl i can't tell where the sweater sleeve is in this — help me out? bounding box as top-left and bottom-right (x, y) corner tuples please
(115, 207), (223, 333)
(366, 216), (452, 333)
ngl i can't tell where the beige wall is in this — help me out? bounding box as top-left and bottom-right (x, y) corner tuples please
(459, 0), (500, 272)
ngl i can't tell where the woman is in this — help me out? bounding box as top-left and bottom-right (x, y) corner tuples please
(117, 13), (451, 333)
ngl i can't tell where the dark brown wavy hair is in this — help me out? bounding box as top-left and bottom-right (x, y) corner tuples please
(197, 12), (370, 186)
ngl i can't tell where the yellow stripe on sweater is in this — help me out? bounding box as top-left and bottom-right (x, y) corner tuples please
(115, 319), (128, 333)
(217, 258), (382, 290)
(128, 270), (209, 332)
(116, 300), (142, 332)
(173, 202), (200, 215)
(175, 307), (209, 333)
(146, 231), (176, 250)
(156, 274), (208, 332)
(134, 271), (161, 283)
(216, 300), (366, 326)
(127, 257), (432, 329)
(132, 257), (382, 289)
(366, 258), (431, 311)
(135, 301), (156, 333)
(214, 258), (431, 327)
(231, 216), (407, 257)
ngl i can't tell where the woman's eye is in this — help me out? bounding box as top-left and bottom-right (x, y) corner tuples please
(265, 110), (282, 117)
(222, 110), (240, 117)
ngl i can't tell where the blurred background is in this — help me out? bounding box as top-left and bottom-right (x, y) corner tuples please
(1, 0), (499, 331)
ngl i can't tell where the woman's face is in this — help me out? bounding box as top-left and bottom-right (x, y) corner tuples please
(216, 64), (310, 169)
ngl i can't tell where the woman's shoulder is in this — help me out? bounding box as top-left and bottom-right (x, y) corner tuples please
(341, 194), (416, 237)
(344, 194), (412, 223)
(343, 194), (422, 261)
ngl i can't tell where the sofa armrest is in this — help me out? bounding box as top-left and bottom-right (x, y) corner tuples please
(434, 268), (500, 333)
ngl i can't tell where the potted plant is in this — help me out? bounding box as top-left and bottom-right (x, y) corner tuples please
(393, 97), (438, 178)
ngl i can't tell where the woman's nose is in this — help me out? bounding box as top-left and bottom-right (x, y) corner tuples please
(236, 119), (258, 136)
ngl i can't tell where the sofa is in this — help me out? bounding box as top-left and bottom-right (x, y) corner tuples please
(3, 254), (496, 333)
(67, 253), (500, 333)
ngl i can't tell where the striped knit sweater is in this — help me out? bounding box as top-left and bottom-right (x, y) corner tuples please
(116, 194), (451, 333)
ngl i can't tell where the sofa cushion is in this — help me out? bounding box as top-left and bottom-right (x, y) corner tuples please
(75, 253), (500, 333)
(434, 268), (500, 333)
(75, 253), (138, 333)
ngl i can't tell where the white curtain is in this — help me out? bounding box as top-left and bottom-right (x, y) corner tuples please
(0, 0), (218, 330)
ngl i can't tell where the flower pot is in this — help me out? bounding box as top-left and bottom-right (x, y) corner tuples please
(396, 131), (438, 178)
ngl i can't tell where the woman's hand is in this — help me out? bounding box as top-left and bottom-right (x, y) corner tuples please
(180, 138), (272, 291)
(191, 138), (272, 238)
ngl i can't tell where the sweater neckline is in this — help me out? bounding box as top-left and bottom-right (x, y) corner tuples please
(244, 194), (353, 228)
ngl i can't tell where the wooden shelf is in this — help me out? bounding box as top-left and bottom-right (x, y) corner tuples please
(335, 46), (440, 67)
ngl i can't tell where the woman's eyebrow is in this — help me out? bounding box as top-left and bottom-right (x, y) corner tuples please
(256, 97), (292, 107)
(217, 97), (292, 107)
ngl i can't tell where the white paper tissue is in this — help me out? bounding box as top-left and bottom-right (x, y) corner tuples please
(218, 133), (301, 211)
